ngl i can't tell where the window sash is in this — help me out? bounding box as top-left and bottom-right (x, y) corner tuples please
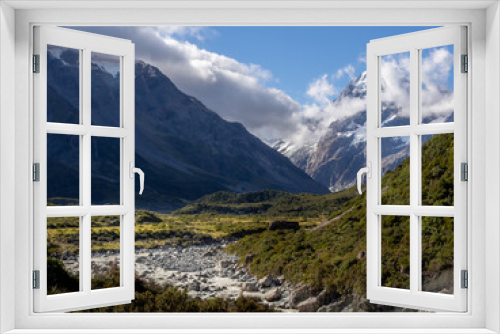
(366, 26), (467, 312)
(33, 26), (136, 313)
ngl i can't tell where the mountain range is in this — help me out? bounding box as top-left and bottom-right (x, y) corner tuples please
(46, 49), (328, 211)
(273, 72), (453, 191)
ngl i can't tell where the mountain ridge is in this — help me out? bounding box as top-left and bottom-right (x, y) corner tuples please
(274, 71), (453, 191)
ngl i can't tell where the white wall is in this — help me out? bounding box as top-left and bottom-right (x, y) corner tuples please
(486, 2), (500, 333)
(0, 2), (16, 333)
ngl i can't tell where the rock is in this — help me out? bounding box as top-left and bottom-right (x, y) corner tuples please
(265, 288), (281, 302)
(259, 274), (274, 287)
(242, 282), (259, 292)
(190, 281), (201, 291)
(245, 253), (256, 264)
(219, 260), (230, 268)
(290, 283), (313, 307)
(242, 291), (265, 301)
(203, 251), (214, 257)
(268, 220), (300, 231)
(317, 305), (328, 312)
(317, 289), (337, 306)
(357, 251), (366, 260)
(322, 297), (351, 312)
(297, 297), (319, 312)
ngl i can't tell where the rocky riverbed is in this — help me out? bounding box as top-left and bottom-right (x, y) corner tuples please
(61, 243), (415, 312)
(63, 243), (295, 311)
(133, 243), (296, 311)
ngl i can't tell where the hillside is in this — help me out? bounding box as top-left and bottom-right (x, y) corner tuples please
(227, 132), (454, 295)
(173, 188), (358, 218)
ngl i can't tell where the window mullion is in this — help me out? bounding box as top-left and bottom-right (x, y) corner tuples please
(409, 47), (421, 294)
(82, 47), (92, 294)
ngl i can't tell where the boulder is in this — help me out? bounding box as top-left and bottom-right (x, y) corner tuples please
(317, 289), (338, 306)
(242, 282), (259, 292)
(265, 288), (281, 302)
(290, 283), (313, 307)
(242, 291), (265, 301)
(297, 297), (320, 312)
(259, 274), (274, 287)
(268, 220), (300, 231)
(321, 296), (352, 312)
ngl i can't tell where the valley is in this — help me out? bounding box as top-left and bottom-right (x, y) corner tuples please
(47, 131), (454, 312)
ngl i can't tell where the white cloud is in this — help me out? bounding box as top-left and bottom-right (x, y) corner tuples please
(73, 26), (300, 140)
(421, 47), (454, 119)
(334, 64), (355, 80)
(154, 26), (215, 41)
(380, 52), (411, 116)
(377, 47), (453, 120)
(307, 74), (337, 105)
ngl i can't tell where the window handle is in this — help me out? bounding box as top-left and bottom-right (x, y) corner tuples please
(129, 162), (145, 195)
(357, 162), (371, 195)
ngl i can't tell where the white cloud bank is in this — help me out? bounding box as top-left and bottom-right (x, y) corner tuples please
(73, 26), (301, 141)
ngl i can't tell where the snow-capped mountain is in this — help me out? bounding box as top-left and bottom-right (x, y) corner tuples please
(275, 71), (453, 192)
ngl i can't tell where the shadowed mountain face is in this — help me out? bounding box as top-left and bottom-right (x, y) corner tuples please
(47, 50), (328, 211)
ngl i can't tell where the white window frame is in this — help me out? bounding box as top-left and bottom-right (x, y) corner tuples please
(0, 1), (499, 333)
(365, 26), (467, 312)
(33, 26), (136, 312)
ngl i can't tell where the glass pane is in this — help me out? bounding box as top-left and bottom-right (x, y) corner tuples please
(421, 217), (454, 294)
(91, 215), (121, 290)
(381, 215), (410, 289)
(91, 52), (121, 127)
(47, 134), (80, 206)
(47, 45), (80, 124)
(381, 136), (410, 205)
(47, 217), (80, 295)
(421, 45), (454, 124)
(422, 133), (454, 206)
(380, 52), (410, 127)
(91, 137), (121, 205)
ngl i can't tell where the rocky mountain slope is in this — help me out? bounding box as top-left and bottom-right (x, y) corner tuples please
(46, 49), (328, 211)
(274, 72), (453, 192)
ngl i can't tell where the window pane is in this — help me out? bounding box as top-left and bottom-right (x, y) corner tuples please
(381, 136), (410, 205)
(91, 52), (121, 127)
(421, 217), (454, 294)
(91, 215), (121, 290)
(380, 52), (410, 127)
(47, 217), (80, 295)
(91, 137), (121, 205)
(381, 215), (410, 289)
(421, 45), (454, 124)
(421, 133), (454, 206)
(47, 45), (80, 124)
(47, 134), (80, 206)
